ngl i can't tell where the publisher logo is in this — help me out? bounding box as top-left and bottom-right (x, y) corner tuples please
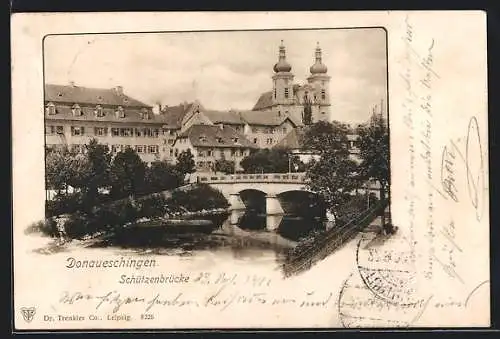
(20, 307), (36, 323)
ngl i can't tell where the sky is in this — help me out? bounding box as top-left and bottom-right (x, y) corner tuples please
(44, 28), (387, 124)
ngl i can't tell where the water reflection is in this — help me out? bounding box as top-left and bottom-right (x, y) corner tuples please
(92, 210), (325, 262)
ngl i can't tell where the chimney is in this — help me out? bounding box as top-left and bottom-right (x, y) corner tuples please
(115, 86), (123, 95)
(152, 102), (161, 115)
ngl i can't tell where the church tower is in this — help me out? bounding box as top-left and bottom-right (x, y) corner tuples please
(307, 42), (331, 122)
(271, 41), (295, 112)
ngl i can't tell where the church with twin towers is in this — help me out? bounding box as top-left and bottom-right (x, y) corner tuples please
(252, 40), (331, 125)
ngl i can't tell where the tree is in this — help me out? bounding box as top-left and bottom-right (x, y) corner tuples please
(357, 111), (390, 224)
(110, 147), (146, 199)
(302, 94), (313, 125)
(302, 120), (351, 155)
(83, 138), (111, 205)
(144, 161), (182, 193)
(240, 148), (299, 173)
(214, 158), (235, 174)
(175, 149), (195, 180)
(45, 147), (73, 193)
(303, 121), (360, 221)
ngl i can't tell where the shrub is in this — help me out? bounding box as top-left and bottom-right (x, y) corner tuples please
(63, 211), (92, 239)
(25, 219), (59, 237)
(169, 184), (229, 212)
(136, 194), (168, 218)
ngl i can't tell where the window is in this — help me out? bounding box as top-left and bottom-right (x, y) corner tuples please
(72, 104), (82, 117)
(174, 149), (179, 156)
(136, 145), (143, 153)
(273, 88), (276, 99)
(148, 145), (158, 154)
(321, 89), (326, 100)
(46, 103), (56, 115)
(168, 139), (174, 145)
(199, 135), (207, 143)
(282, 127), (287, 133)
(135, 128), (142, 137)
(116, 106), (125, 118)
(253, 138), (257, 144)
(93, 105), (102, 117)
(278, 111), (281, 117)
(284, 88), (289, 98)
(153, 129), (159, 137)
(111, 128), (119, 137)
(169, 149), (174, 156)
(56, 126), (64, 134)
(141, 108), (150, 120)
(119, 128), (132, 137)
(233, 138), (239, 143)
(270, 128), (276, 134)
(71, 126), (85, 136)
(144, 128), (152, 137)
(207, 150), (213, 156)
(217, 137), (223, 144)
(198, 150), (205, 157)
(94, 127), (107, 136)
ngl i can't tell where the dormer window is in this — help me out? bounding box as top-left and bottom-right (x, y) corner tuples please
(199, 135), (207, 143)
(217, 137), (224, 144)
(141, 108), (150, 120)
(93, 105), (102, 117)
(116, 106), (125, 118)
(233, 137), (239, 144)
(46, 102), (56, 115)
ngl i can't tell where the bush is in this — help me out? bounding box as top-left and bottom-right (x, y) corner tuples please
(169, 184), (229, 212)
(25, 219), (59, 237)
(63, 211), (93, 239)
(45, 192), (86, 217)
(136, 194), (168, 218)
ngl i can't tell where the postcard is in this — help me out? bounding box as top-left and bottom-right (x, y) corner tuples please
(11, 11), (489, 330)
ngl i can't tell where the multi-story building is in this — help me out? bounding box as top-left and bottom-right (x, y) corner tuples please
(252, 41), (331, 125)
(178, 107), (297, 149)
(173, 124), (257, 172)
(44, 83), (196, 164)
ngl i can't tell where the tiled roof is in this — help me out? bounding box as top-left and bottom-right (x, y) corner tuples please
(274, 127), (306, 149)
(45, 84), (149, 108)
(160, 103), (194, 128)
(179, 124), (256, 149)
(252, 91), (273, 111)
(239, 110), (297, 127)
(45, 105), (164, 124)
(203, 110), (245, 125)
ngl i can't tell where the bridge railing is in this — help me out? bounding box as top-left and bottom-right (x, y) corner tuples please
(196, 172), (309, 184)
(282, 199), (388, 277)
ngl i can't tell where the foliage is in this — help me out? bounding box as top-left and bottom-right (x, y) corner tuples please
(357, 112), (390, 196)
(302, 120), (351, 155)
(303, 121), (361, 218)
(240, 148), (304, 173)
(144, 161), (183, 193)
(83, 139), (112, 202)
(302, 94), (313, 125)
(25, 219), (59, 237)
(214, 158), (235, 174)
(110, 147), (146, 199)
(45, 147), (73, 191)
(175, 149), (196, 178)
(135, 194), (169, 218)
(169, 184), (229, 212)
(45, 192), (86, 217)
(357, 112), (390, 224)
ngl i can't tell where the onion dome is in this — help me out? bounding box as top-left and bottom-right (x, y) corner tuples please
(310, 42), (328, 74)
(273, 40), (292, 73)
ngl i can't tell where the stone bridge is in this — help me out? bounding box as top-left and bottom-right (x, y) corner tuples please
(195, 172), (310, 216)
(194, 172), (382, 217)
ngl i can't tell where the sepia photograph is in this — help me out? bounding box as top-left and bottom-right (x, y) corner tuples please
(11, 11), (489, 330)
(35, 28), (389, 275)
